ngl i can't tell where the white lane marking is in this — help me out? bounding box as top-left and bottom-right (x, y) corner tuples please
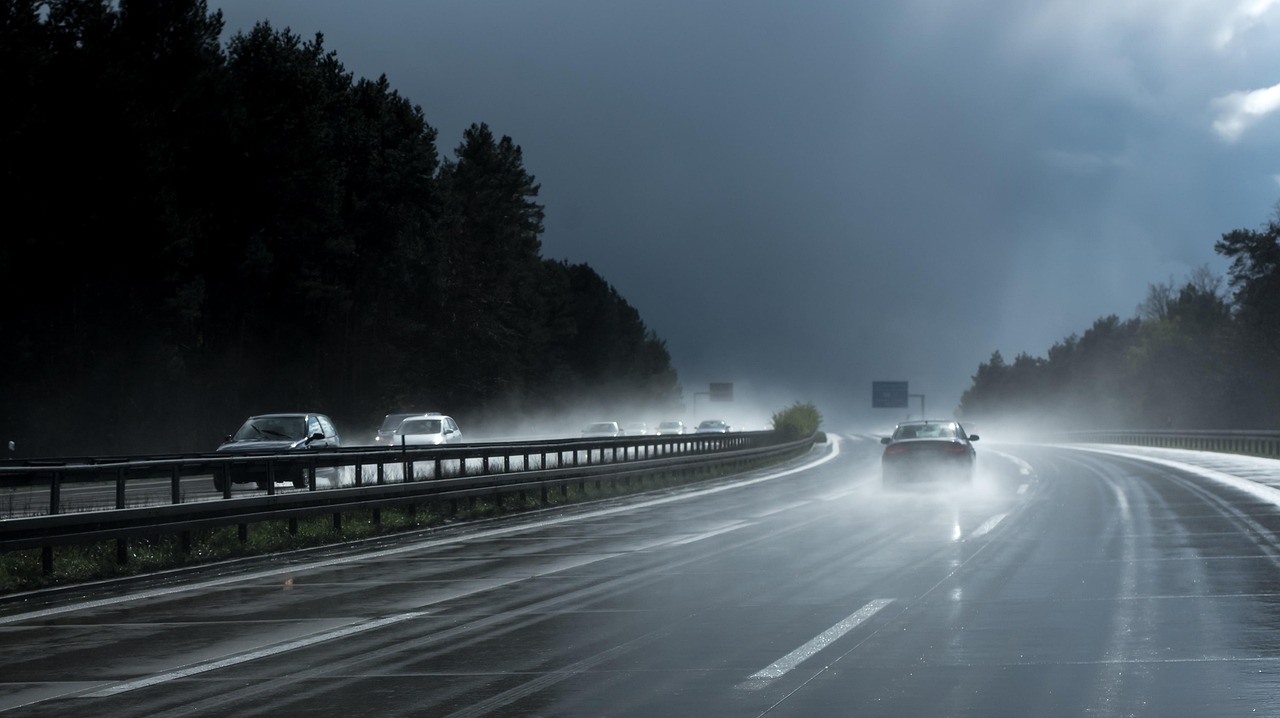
(747, 599), (894, 681)
(752, 501), (811, 518)
(669, 522), (751, 546)
(819, 488), (858, 501)
(0, 439), (843, 627)
(967, 512), (1009, 539)
(987, 449), (1036, 476)
(82, 612), (426, 697)
(1067, 445), (1280, 509)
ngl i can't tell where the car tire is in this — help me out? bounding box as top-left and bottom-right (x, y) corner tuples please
(213, 474), (228, 493)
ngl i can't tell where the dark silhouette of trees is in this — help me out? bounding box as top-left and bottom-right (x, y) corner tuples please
(0, 0), (679, 455)
(959, 215), (1280, 430)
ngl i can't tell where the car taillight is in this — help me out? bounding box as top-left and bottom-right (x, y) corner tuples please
(884, 444), (908, 455)
(944, 443), (968, 453)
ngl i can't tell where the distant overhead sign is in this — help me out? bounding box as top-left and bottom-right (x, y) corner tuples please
(709, 382), (734, 402)
(872, 381), (908, 408)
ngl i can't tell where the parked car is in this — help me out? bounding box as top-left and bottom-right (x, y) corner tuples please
(390, 413), (463, 446)
(214, 412), (341, 491)
(622, 422), (649, 436)
(581, 421), (622, 438)
(374, 411), (430, 445)
(695, 419), (731, 434)
(654, 420), (685, 435)
(880, 419), (978, 487)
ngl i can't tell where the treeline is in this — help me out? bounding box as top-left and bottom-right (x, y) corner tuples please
(0, 0), (680, 455)
(958, 214), (1280, 431)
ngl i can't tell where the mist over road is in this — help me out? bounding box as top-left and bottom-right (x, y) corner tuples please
(2, 437), (1278, 716)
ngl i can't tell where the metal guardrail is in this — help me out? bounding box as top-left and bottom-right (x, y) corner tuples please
(1050, 430), (1280, 459)
(0, 431), (815, 573)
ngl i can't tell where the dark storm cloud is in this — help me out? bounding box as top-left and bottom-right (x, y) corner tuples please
(214, 0), (1280, 427)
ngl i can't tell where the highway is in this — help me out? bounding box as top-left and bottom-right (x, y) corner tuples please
(1, 435), (1279, 716)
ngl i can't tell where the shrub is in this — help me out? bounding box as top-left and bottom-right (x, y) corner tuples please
(771, 402), (822, 440)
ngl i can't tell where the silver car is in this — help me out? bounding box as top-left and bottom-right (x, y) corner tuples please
(581, 421), (622, 438)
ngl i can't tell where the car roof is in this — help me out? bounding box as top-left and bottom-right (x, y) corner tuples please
(398, 413), (449, 422)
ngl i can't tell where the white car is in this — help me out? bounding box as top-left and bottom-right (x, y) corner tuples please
(622, 422), (648, 436)
(655, 420), (685, 435)
(389, 413), (462, 446)
(581, 421), (622, 438)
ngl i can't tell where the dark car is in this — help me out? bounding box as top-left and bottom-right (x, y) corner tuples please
(214, 412), (341, 491)
(880, 420), (978, 487)
(374, 412), (431, 445)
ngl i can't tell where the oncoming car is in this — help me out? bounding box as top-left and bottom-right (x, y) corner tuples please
(695, 419), (731, 434)
(374, 411), (427, 445)
(581, 421), (622, 438)
(879, 420), (978, 487)
(389, 413), (462, 446)
(654, 420), (685, 435)
(214, 412), (341, 491)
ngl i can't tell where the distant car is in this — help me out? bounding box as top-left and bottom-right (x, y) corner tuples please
(374, 412), (430, 445)
(581, 421), (622, 438)
(695, 419), (731, 434)
(390, 413), (462, 446)
(879, 420), (978, 487)
(622, 422), (648, 436)
(654, 420), (685, 435)
(214, 412), (341, 491)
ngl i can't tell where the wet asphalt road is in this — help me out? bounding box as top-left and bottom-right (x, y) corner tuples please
(1, 436), (1279, 717)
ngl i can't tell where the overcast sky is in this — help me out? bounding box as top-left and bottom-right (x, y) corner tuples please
(214, 0), (1280, 429)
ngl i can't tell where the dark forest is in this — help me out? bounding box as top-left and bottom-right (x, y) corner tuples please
(0, 0), (681, 455)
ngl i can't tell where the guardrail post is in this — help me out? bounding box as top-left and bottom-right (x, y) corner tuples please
(115, 467), (126, 510)
(49, 471), (62, 515)
(170, 465), (181, 505)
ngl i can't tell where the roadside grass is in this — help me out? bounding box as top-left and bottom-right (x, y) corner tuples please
(0, 445), (815, 596)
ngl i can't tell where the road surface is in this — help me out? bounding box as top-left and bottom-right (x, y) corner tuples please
(1, 435), (1278, 716)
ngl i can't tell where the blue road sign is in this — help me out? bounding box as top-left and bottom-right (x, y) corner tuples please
(872, 381), (909, 408)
